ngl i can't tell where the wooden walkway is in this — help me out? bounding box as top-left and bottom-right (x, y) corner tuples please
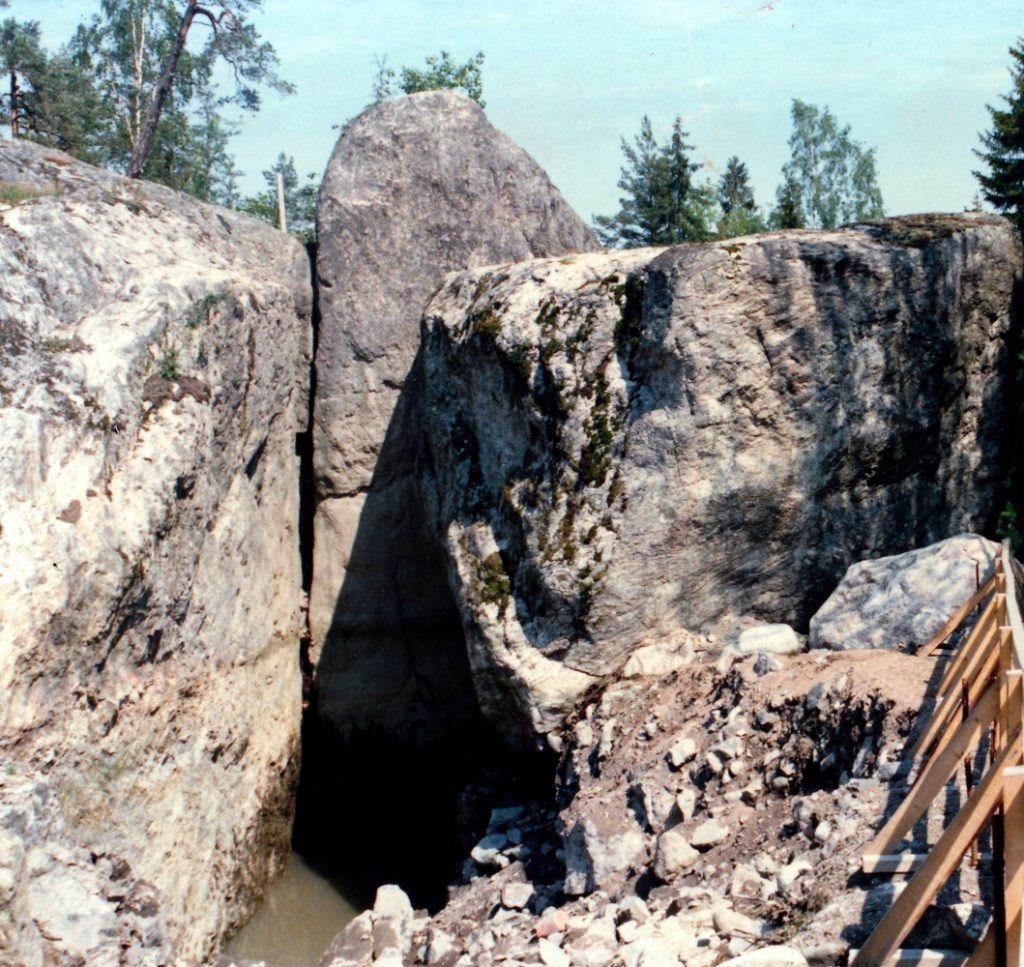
(850, 541), (1024, 967)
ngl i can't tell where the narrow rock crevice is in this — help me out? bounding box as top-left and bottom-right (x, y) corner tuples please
(297, 240), (320, 704)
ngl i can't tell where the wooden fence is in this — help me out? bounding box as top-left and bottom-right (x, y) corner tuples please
(851, 541), (1024, 966)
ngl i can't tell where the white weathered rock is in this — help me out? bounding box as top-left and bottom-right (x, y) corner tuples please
(810, 534), (1000, 651)
(690, 819), (730, 850)
(667, 736), (698, 769)
(675, 787), (698, 822)
(311, 90), (598, 746)
(737, 624), (801, 655)
(538, 936), (570, 967)
(621, 638), (693, 677)
(653, 828), (699, 881)
(372, 884), (414, 962)
(422, 216), (1020, 743)
(501, 881), (534, 910)
(0, 139), (310, 959)
(777, 858), (814, 894)
(563, 817), (646, 895)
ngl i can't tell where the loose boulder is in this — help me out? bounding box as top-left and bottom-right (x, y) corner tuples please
(311, 90), (598, 743)
(0, 139), (311, 959)
(809, 533), (1000, 651)
(420, 216), (1020, 742)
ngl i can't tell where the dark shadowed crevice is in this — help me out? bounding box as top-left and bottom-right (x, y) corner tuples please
(290, 707), (557, 913)
(296, 240), (320, 701)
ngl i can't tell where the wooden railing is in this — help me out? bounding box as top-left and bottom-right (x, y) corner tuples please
(851, 541), (1024, 967)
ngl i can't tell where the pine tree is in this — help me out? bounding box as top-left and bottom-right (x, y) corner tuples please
(716, 155), (765, 238)
(67, 0), (290, 191)
(594, 116), (716, 248)
(975, 39), (1024, 229)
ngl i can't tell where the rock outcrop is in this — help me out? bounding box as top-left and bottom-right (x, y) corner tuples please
(420, 216), (1021, 743)
(0, 139), (311, 960)
(311, 91), (598, 743)
(810, 533), (1000, 651)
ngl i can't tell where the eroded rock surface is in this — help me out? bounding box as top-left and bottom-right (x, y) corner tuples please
(420, 216), (1021, 743)
(312, 90), (598, 743)
(810, 533), (1000, 651)
(0, 139), (311, 960)
(0, 761), (173, 966)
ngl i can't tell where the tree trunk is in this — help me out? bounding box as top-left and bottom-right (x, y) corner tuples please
(9, 69), (18, 139)
(127, 0), (197, 179)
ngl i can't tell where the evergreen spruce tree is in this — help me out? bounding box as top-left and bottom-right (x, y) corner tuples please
(769, 173), (806, 229)
(594, 116), (715, 248)
(716, 155), (765, 238)
(975, 38), (1024, 229)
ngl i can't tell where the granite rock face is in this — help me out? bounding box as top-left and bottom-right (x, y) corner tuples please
(420, 216), (1021, 743)
(809, 533), (1000, 651)
(311, 90), (598, 743)
(0, 762), (174, 966)
(0, 139), (311, 959)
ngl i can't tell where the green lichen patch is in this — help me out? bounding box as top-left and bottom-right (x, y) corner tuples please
(479, 551), (512, 616)
(41, 335), (89, 353)
(613, 275), (646, 358)
(185, 290), (239, 329)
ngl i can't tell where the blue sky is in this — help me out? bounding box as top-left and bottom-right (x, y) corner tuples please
(13, 0), (1024, 224)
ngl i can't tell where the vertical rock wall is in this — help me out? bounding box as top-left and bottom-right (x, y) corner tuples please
(0, 140), (311, 960)
(419, 216), (1022, 744)
(311, 91), (598, 745)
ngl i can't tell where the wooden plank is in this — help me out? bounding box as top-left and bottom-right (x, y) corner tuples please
(909, 637), (1000, 761)
(848, 950), (972, 965)
(931, 602), (999, 698)
(862, 853), (928, 874)
(862, 853), (993, 875)
(918, 573), (999, 657)
(964, 925), (996, 967)
(851, 733), (1021, 967)
(1003, 763), (1024, 967)
(864, 681), (998, 858)
(1001, 539), (1024, 671)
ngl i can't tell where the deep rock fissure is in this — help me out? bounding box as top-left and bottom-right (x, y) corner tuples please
(281, 240), (561, 929)
(290, 699), (559, 915)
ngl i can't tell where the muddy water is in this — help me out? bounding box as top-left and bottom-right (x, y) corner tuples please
(223, 852), (360, 967)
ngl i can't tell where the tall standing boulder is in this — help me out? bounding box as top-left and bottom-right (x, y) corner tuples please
(311, 91), (598, 744)
(419, 216), (1021, 744)
(0, 139), (311, 960)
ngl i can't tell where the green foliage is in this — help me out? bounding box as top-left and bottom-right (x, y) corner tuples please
(769, 173), (806, 229)
(0, 180), (58, 204)
(157, 347), (180, 379)
(776, 99), (884, 229)
(998, 501), (1022, 553)
(975, 38), (1024, 229)
(479, 552), (511, 616)
(716, 156), (765, 238)
(184, 289), (237, 328)
(41, 334), (86, 352)
(373, 50), (485, 106)
(594, 116), (716, 248)
(1, 2), (290, 203)
(236, 152), (317, 241)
